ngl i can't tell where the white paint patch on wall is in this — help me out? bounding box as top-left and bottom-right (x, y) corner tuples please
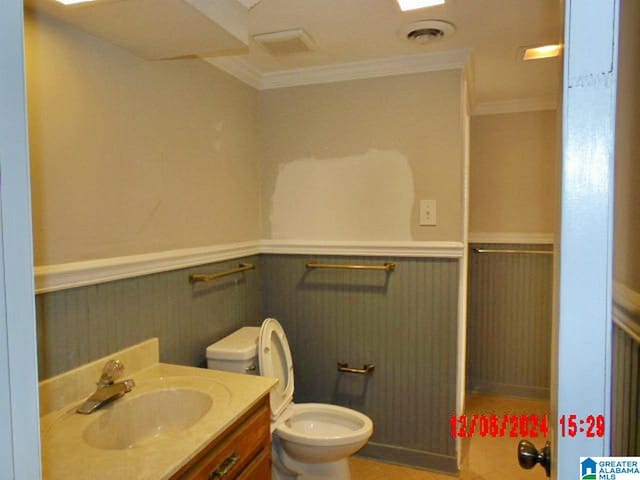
(269, 149), (414, 240)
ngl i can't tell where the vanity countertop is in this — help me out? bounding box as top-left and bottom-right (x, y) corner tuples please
(39, 341), (276, 480)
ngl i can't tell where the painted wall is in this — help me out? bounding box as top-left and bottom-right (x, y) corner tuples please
(25, 12), (260, 266)
(467, 112), (556, 401)
(25, 13), (468, 471)
(259, 71), (465, 242)
(469, 110), (559, 236)
(613, 0), (640, 293)
(36, 252), (459, 472)
(36, 256), (261, 379)
(467, 244), (552, 398)
(262, 254), (459, 472)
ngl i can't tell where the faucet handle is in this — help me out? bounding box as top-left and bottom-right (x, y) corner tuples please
(98, 359), (124, 386)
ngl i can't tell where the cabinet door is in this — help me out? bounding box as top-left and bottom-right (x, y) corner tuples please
(236, 448), (271, 480)
(173, 398), (270, 480)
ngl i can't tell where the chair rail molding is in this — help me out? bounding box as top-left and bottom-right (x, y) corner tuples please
(471, 98), (558, 116)
(34, 241), (261, 294)
(469, 232), (555, 244)
(260, 239), (464, 258)
(34, 239), (465, 294)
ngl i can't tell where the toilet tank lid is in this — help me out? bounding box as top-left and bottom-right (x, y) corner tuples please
(206, 327), (260, 361)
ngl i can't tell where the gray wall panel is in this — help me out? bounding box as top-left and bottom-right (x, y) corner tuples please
(612, 324), (640, 456)
(36, 252), (460, 471)
(261, 254), (459, 461)
(34, 246), (640, 467)
(467, 244), (552, 398)
(36, 255), (261, 379)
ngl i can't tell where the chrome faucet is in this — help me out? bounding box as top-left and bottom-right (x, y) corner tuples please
(76, 359), (135, 414)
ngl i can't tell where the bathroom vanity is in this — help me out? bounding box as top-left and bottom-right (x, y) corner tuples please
(38, 339), (276, 480)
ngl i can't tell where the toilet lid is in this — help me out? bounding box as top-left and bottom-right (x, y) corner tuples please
(259, 317), (294, 420)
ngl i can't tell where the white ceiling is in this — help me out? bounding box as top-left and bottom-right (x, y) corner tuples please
(26, 0), (253, 59)
(211, 0), (563, 106)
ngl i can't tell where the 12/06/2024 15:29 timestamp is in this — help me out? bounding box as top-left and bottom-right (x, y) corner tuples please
(450, 414), (605, 438)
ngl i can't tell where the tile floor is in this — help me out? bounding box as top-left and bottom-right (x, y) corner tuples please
(350, 394), (551, 480)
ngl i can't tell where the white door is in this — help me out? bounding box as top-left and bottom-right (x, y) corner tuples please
(0, 1), (41, 479)
(554, 0), (619, 478)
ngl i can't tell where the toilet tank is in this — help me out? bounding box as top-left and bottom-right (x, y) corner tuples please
(206, 326), (260, 375)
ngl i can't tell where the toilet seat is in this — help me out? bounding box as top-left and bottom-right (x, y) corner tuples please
(276, 403), (373, 448)
(258, 318), (295, 420)
(258, 317), (374, 478)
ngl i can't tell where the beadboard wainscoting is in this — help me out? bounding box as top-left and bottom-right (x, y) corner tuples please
(261, 254), (460, 473)
(36, 256), (262, 379)
(466, 243), (553, 399)
(612, 284), (640, 456)
(35, 246), (463, 472)
(612, 325), (640, 455)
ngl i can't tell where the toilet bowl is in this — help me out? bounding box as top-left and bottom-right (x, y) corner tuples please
(206, 319), (373, 480)
(275, 403), (373, 463)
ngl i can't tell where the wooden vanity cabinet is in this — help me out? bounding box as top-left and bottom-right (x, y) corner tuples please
(171, 395), (271, 480)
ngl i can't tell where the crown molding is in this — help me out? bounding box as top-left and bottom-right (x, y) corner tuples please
(207, 49), (471, 90)
(469, 232), (555, 244)
(260, 239), (464, 258)
(206, 56), (262, 89)
(260, 49), (471, 89)
(472, 98), (558, 116)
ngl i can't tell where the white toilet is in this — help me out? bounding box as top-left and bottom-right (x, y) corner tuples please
(206, 318), (373, 480)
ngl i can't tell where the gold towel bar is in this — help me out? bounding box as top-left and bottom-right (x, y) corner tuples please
(473, 248), (552, 255)
(189, 263), (255, 284)
(306, 262), (395, 272)
(337, 362), (375, 375)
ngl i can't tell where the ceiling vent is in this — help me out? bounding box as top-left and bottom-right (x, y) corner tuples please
(400, 20), (455, 45)
(253, 29), (315, 55)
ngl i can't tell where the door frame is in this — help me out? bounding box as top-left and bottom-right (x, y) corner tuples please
(554, 0), (619, 477)
(0, 1), (41, 478)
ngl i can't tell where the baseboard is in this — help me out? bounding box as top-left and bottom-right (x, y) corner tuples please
(468, 381), (550, 400)
(357, 442), (458, 474)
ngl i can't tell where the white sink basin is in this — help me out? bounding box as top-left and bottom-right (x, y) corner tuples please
(40, 362), (276, 480)
(83, 388), (212, 450)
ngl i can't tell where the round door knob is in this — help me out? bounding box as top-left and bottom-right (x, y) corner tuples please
(518, 440), (551, 477)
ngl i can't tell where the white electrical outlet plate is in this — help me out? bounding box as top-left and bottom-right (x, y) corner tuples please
(419, 199), (437, 226)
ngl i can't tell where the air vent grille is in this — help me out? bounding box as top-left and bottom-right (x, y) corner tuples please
(400, 20), (455, 45)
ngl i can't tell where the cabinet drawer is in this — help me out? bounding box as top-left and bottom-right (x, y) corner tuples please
(172, 397), (270, 480)
(236, 447), (271, 480)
